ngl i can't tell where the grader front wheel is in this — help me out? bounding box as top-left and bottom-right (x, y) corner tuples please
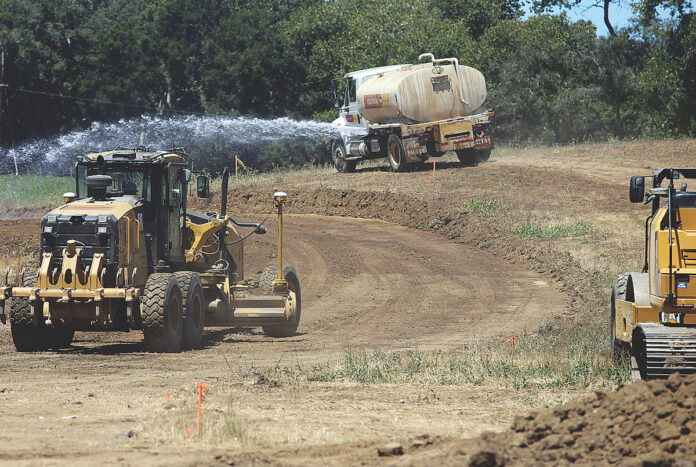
(263, 267), (302, 338)
(142, 273), (184, 352)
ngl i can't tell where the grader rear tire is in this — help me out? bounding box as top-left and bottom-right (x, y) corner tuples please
(46, 328), (75, 349)
(476, 148), (492, 162)
(142, 273), (184, 352)
(174, 271), (205, 350)
(262, 267), (301, 338)
(10, 276), (45, 352)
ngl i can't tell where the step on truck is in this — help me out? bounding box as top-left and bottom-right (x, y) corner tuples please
(329, 53), (494, 173)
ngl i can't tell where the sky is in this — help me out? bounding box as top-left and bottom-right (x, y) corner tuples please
(526, 1), (677, 36)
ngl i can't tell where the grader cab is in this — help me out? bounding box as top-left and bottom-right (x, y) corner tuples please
(612, 168), (696, 379)
(0, 148), (300, 352)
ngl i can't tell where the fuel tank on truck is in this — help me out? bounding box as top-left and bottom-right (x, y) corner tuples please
(356, 60), (487, 124)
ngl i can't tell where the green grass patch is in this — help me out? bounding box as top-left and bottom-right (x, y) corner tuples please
(428, 219), (444, 228)
(0, 174), (73, 210)
(307, 320), (629, 390)
(458, 199), (506, 217)
(511, 222), (594, 240)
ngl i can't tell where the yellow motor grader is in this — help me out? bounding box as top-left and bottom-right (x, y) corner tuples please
(613, 168), (696, 379)
(0, 148), (300, 352)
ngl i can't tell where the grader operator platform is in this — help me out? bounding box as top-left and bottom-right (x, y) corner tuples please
(0, 148), (300, 352)
(613, 168), (696, 379)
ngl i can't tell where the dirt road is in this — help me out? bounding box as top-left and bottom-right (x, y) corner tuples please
(0, 213), (565, 465)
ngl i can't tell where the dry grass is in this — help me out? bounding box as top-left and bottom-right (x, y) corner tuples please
(141, 387), (251, 448)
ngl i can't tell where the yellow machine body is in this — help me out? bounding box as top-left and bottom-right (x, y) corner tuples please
(0, 149), (300, 352)
(613, 168), (696, 379)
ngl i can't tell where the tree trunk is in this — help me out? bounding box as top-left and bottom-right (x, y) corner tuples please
(604, 0), (616, 37)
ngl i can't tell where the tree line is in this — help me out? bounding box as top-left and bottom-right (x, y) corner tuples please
(0, 0), (693, 170)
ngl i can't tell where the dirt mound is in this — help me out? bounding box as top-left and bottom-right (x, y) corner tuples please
(417, 373), (696, 466)
(192, 187), (602, 321)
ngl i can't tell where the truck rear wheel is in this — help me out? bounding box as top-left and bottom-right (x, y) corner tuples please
(455, 148), (478, 166)
(262, 267), (301, 338)
(331, 140), (356, 173)
(476, 148), (491, 162)
(174, 271), (205, 350)
(387, 134), (408, 172)
(142, 273), (184, 352)
(10, 275), (45, 352)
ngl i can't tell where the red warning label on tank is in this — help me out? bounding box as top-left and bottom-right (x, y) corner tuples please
(364, 93), (389, 109)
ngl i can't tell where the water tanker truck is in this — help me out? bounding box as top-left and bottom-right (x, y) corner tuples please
(329, 53), (494, 172)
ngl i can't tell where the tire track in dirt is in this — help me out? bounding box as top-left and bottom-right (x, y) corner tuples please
(0, 194), (568, 464)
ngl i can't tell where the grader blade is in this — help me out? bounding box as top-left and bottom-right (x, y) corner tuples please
(206, 294), (297, 327)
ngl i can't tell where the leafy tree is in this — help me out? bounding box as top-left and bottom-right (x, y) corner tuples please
(479, 15), (608, 143)
(200, 1), (307, 117)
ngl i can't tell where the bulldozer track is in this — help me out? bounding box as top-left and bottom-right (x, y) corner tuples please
(637, 323), (696, 379)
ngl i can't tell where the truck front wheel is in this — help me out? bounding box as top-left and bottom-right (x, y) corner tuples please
(332, 140), (356, 173)
(387, 134), (408, 172)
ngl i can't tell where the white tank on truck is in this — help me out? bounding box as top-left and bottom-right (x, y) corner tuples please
(330, 53), (494, 173)
(356, 58), (487, 124)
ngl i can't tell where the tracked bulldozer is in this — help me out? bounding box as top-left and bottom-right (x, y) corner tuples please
(612, 168), (696, 379)
(0, 148), (300, 352)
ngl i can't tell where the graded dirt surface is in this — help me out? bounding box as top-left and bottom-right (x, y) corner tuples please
(2, 140), (696, 465)
(0, 213), (565, 465)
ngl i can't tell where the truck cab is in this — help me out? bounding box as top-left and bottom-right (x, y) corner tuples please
(332, 64), (406, 131)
